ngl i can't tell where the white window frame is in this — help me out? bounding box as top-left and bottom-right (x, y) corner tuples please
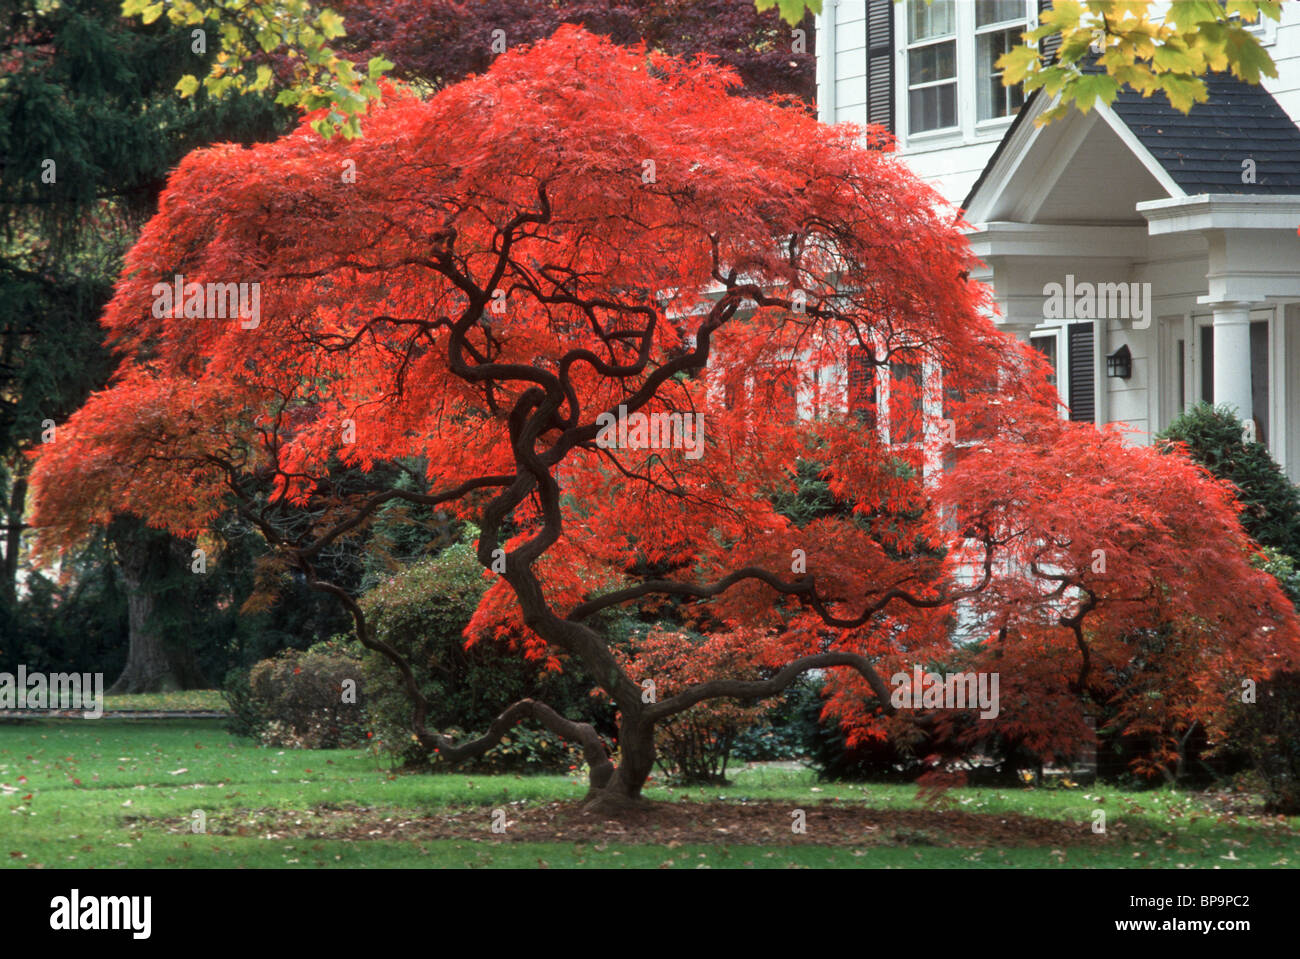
(872, 345), (951, 487)
(973, 2), (1030, 126)
(1235, 7), (1278, 46)
(1030, 325), (1072, 418)
(903, 0), (961, 137)
(897, 0), (1036, 148)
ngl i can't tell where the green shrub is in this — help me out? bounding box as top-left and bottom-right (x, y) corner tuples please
(1254, 546), (1300, 607)
(786, 673), (936, 781)
(360, 542), (614, 771)
(245, 641), (366, 748)
(1231, 670), (1300, 814)
(435, 724), (586, 774)
(1154, 406), (1300, 796)
(804, 703), (930, 782)
(732, 676), (821, 762)
(221, 666), (263, 739)
(1157, 403), (1300, 561)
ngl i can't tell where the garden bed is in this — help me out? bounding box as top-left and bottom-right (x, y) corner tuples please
(140, 799), (1112, 849)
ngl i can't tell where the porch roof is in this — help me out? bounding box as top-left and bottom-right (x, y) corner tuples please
(1112, 71), (1300, 195)
(963, 70), (1300, 214)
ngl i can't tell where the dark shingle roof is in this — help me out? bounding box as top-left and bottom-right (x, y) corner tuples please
(963, 70), (1300, 211)
(1111, 71), (1300, 194)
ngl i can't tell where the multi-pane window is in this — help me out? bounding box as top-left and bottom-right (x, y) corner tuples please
(901, 0), (1030, 136)
(942, 357), (1002, 446)
(975, 1), (1027, 121)
(976, 0), (1026, 27)
(1030, 332), (1058, 389)
(907, 0), (957, 133)
(1029, 325), (1094, 423)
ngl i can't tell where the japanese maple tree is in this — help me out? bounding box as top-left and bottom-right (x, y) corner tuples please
(29, 26), (1300, 807)
(824, 424), (1300, 783)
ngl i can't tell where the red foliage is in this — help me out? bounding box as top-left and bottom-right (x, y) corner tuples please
(944, 424), (1300, 775)
(617, 626), (766, 783)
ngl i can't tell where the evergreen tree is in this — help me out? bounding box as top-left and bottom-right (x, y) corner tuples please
(1157, 403), (1300, 563)
(0, 0), (290, 688)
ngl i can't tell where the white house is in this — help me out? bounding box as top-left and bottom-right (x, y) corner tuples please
(817, 0), (1300, 481)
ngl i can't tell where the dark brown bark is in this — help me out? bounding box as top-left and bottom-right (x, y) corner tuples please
(108, 518), (207, 694)
(582, 714), (656, 811)
(1, 472), (25, 606)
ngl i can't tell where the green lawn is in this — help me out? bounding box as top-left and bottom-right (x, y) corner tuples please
(0, 719), (1296, 868)
(100, 690), (228, 712)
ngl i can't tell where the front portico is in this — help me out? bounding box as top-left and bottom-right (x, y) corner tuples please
(961, 73), (1300, 481)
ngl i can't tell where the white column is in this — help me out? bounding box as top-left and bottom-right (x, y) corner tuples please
(1272, 311), (1286, 471)
(1092, 319), (1108, 427)
(1213, 302), (1252, 422)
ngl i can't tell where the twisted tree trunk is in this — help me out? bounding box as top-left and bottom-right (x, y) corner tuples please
(581, 713), (657, 813)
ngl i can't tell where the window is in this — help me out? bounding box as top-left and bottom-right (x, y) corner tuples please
(1028, 326), (1092, 422)
(907, 0), (957, 133)
(723, 377), (743, 412)
(1030, 332), (1058, 390)
(943, 353), (1003, 443)
(975, 2), (1027, 121)
(889, 359), (924, 444)
(896, 1), (1034, 140)
(1229, 8), (1277, 45)
(976, 0), (1025, 24)
(1176, 337), (1185, 412)
(844, 343), (951, 480)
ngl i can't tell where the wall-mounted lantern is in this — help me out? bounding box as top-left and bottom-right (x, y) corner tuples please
(1106, 344), (1132, 380)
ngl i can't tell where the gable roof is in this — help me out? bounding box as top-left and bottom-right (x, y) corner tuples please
(963, 70), (1300, 211)
(961, 88), (1043, 212)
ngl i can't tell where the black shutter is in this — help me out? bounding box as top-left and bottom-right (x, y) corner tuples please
(866, 0), (894, 134)
(890, 360), (923, 444)
(1067, 322), (1095, 423)
(1038, 0), (1061, 64)
(848, 348), (877, 429)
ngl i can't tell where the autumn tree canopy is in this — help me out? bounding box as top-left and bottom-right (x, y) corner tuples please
(30, 26), (1300, 805)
